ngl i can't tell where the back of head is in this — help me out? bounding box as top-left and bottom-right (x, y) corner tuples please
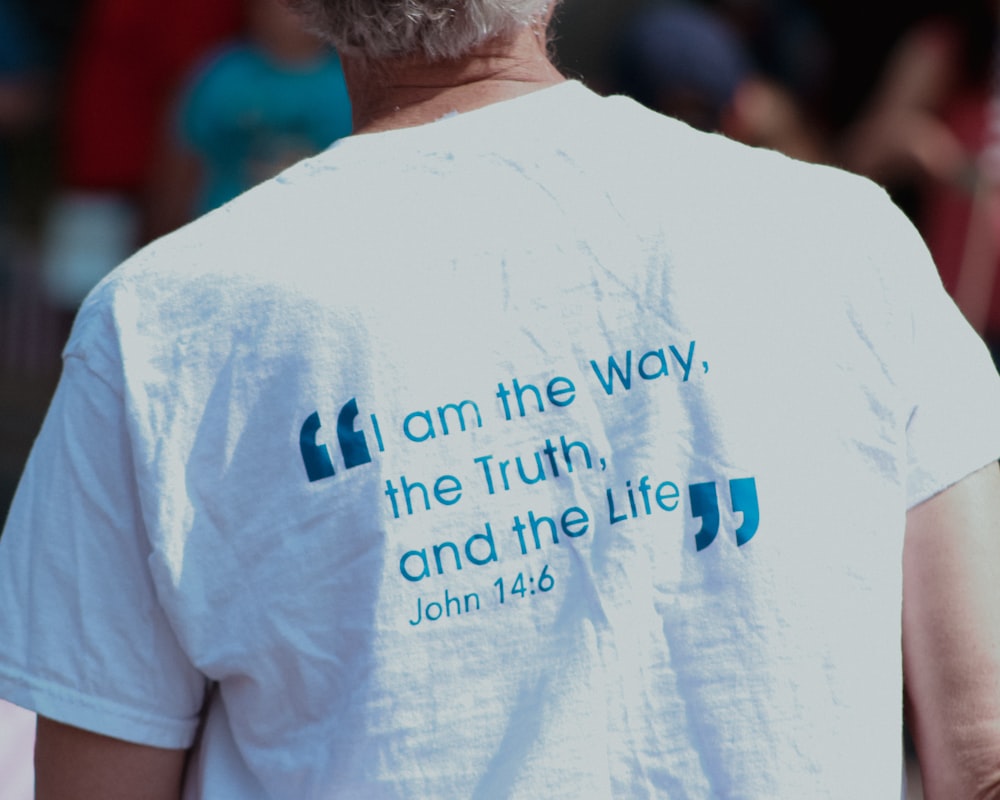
(282, 0), (556, 62)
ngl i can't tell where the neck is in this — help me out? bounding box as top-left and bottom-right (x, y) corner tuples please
(342, 25), (565, 135)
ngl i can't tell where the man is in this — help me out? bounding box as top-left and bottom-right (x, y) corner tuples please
(2, 1), (999, 797)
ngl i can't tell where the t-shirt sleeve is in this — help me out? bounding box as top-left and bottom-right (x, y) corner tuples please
(882, 193), (1000, 507)
(0, 351), (207, 749)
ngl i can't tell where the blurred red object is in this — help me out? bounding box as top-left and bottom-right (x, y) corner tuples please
(61, 0), (243, 192)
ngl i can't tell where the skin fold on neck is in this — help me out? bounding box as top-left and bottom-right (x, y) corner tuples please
(342, 22), (565, 135)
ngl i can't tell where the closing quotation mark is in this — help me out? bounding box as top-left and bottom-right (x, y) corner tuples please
(689, 477), (759, 552)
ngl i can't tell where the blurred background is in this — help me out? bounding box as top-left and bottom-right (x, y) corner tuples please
(1, 0), (999, 527)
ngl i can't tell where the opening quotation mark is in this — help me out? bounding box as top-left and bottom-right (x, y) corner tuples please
(299, 398), (373, 482)
(689, 477), (759, 552)
(300, 411), (334, 482)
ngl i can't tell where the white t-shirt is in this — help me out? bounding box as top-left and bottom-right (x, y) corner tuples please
(1, 81), (999, 798)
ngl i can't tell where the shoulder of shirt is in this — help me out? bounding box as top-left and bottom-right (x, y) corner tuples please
(579, 88), (905, 255)
(79, 82), (911, 327)
(611, 88), (883, 191)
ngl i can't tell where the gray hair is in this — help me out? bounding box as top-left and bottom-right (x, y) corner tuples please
(284, 0), (556, 62)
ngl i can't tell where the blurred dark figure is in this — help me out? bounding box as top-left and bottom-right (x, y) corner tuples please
(612, 1), (826, 161)
(952, 51), (1000, 371)
(0, 0), (45, 251)
(0, 0), (50, 374)
(710, 0), (830, 108)
(840, 0), (1000, 366)
(148, 0), (353, 236)
(40, 0), (241, 312)
(614, 2), (749, 132)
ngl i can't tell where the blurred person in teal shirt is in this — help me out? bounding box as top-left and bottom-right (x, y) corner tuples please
(151, 0), (352, 232)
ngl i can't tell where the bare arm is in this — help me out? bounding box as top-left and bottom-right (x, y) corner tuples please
(35, 717), (188, 800)
(904, 462), (1000, 799)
